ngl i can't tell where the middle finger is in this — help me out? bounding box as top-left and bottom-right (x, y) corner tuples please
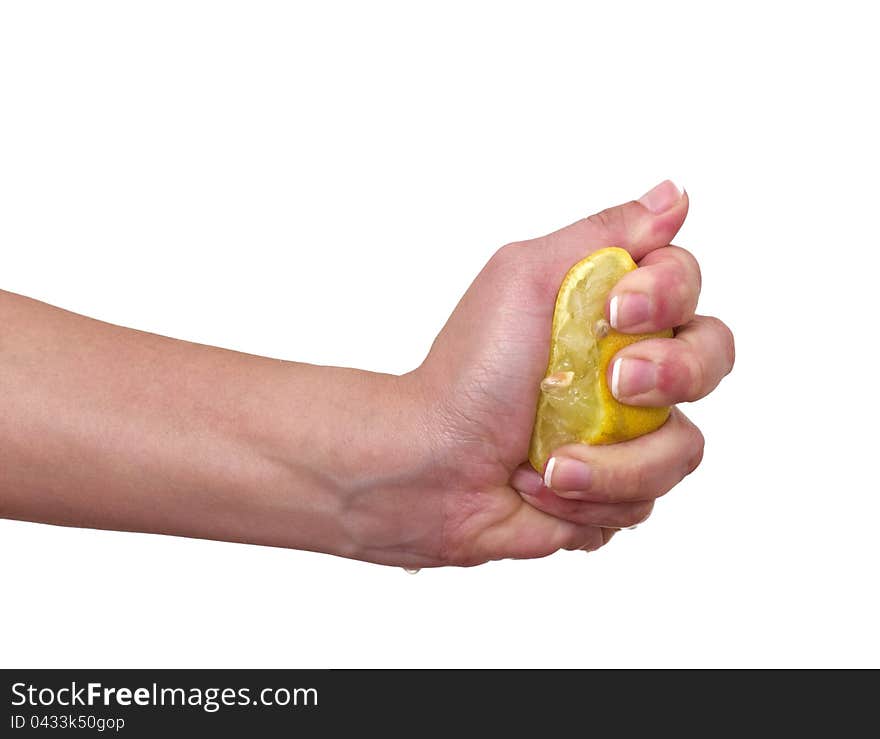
(608, 315), (735, 407)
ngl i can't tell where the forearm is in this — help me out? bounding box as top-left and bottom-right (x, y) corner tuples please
(0, 290), (432, 560)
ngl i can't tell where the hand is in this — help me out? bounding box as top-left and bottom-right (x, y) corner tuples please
(0, 181), (733, 571)
(405, 181), (734, 565)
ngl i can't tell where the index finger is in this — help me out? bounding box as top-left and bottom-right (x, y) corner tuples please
(607, 245), (702, 333)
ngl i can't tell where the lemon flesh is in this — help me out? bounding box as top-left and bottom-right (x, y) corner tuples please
(528, 247), (672, 472)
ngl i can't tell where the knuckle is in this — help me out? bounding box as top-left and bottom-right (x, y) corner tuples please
(657, 359), (688, 397)
(602, 463), (632, 500)
(487, 243), (531, 284)
(622, 502), (653, 527)
(682, 347), (706, 398)
(585, 208), (616, 233)
(670, 245), (702, 290)
(670, 265), (696, 308)
(585, 205), (630, 239)
(490, 242), (519, 267)
(685, 425), (706, 475)
(695, 315), (735, 376)
(624, 461), (651, 500)
(657, 349), (703, 399)
(655, 359), (680, 395)
(717, 318), (736, 371)
(654, 265), (694, 323)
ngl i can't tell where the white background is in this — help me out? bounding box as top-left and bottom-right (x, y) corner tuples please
(1, 1), (877, 667)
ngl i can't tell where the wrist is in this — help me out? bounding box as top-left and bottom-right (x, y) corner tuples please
(325, 369), (447, 565)
(242, 363), (444, 566)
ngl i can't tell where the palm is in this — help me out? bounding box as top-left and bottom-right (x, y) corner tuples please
(420, 244), (597, 564)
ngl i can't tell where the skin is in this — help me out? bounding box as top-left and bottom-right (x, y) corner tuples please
(0, 181), (734, 567)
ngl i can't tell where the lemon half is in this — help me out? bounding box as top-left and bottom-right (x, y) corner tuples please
(528, 247), (672, 472)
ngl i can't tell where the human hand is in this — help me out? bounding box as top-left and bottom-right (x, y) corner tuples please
(403, 181), (734, 566)
(0, 181), (733, 571)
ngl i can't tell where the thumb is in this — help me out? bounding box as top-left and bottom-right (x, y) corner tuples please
(529, 180), (689, 267)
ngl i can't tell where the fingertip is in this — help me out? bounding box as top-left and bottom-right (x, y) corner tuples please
(510, 464), (544, 498)
(542, 454), (593, 494)
(606, 355), (665, 406)
(637, 180), (686, 214)
(605, 291), (653, 333)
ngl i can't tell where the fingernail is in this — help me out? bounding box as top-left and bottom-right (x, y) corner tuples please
(611, 357), (657, 400)
(608, 293), (651, 331)
(637, 180), (684, 214)
(542, 457), (557, 488)
(543, 456), (592, 492)
(511, 467), (544, 498)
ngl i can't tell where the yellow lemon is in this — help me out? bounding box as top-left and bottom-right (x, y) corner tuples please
(528, 247), (672, 472)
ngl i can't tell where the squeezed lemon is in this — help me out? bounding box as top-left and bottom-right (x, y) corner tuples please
(528, 247), (672, 472)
